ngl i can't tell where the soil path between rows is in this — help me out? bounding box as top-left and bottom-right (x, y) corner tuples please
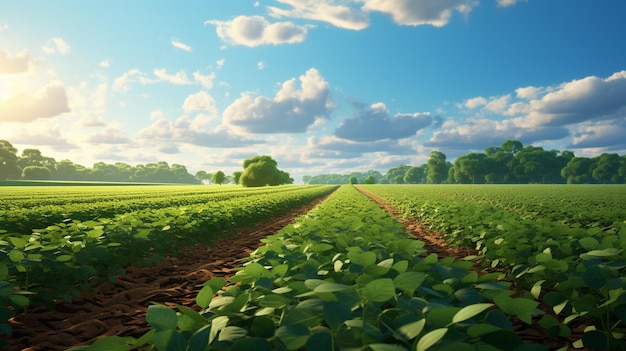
(8, 190), (337, 351)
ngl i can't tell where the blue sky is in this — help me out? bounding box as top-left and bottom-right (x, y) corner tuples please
(1, 0), (625, 182)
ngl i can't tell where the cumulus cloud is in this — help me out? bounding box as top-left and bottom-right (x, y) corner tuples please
(171, 40), (192, 52)
(112, 69), (151, 92)
(426, 118), (569, 150)
(136, 116), (265, 148)
(8, 125), (76, 151)
(0, 83), (71, 122)
(520, 71), (626, 128)
(312, 135), (401, 155)
(99, 59), (110, 68)
(568, 121), (626, 149)
(335, 102), (433, 142)
(183, 91), (217, 114)
(464, 96), (487, 109)
(41, 38), (71, 55)
(268, 0), (368, 30)
(362, 0), (477, 27)
(87, 127), (131, 144)
(206, 15), (310, 46)
(193, 71), (216, 89)
(223, 68), (332, 133)
(0, 51), (35, 74)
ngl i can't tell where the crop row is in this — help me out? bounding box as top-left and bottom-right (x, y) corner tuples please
(0, 185), (336, 347)
(360, 184), (626, 350)
(77, 185), (550, 351)
(0, 185), (327, 233)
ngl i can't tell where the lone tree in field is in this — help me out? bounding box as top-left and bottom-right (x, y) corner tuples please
(212, 170), (226, 185)
(240, 155), (293, 187)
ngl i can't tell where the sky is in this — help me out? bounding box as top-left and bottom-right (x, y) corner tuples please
(1, 0), (626, 183)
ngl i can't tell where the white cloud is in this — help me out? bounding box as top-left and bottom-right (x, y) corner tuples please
(497, 0), (527, 7)
(569, 121), (626, 149)
(112, 69), (150, 92)
(193, 71), (216, 89)
(172, 40), (192, 52)
(335, 102), (433, 142)
(217, 58), (226, 69)
(79, 115), (106, 127)
(515, 86), (541, 99)
(99, 60), (110, 68)
(223, 68), (332, 133)
(206, 15), (310, 47)
(0, 24), (8, 31)
(362, 0), (478, 27)
(41, 38), (71, 55)
(153, 68), (192, 85)
(268, 0), (368, 30)
(0, 83), (71, 122)
(464, 96), (487, 109)
(8, 124), (76, 151)
(136, 116), (264, 148)
(183, 91), (217, 114)
(520, 71), (626, 128)
(88, 127), (131, 144)
(257, 61), (265, 70)
(0, 51), (34, 74)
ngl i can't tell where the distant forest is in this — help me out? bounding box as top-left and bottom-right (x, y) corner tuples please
(305, 140), (626, 185)
(0, 139), (202, 184)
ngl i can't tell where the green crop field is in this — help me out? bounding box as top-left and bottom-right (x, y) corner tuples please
(2, 184), (626, 350)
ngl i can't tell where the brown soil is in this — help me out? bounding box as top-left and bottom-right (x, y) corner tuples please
(7, 191), (336, 351)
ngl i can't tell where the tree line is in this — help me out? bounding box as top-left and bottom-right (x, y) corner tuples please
(0, 140), (293, 186)
(305, 140), (626, 184)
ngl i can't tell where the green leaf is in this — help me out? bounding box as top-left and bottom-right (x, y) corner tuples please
(188, 325), (211, 351)
(86, 229), (104, 238)
(276, 324), (310, 350)
(251, 316), (275, 338)
(535, 252), (552, 263)
(153, 330), (187, 351)
(8, 250), (25, 263)
(209, 316), (229, 344)
(579, 237), (600, 250)
(582, 248), (622, 257)
(8, 237), (27, 250)
(347, 250), (377, 267)
(451, 303), (493, 324)
(396, 319), (425, 341)
(582, 330), (608, 350)
(323, 302), (352, 330)
(393, 272), (426, 296)
(146, 305), (178, 331)
(85, 336), (135, 351)
(231, 337), (273, 351)
(416, 328), (447, 351)
(244, 262), (271, 278)
(217, 326), (247, 343)
(196, 285), (213, 309)
(362, 278), (395, 302)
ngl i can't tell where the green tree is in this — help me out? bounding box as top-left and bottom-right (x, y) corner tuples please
(212, 170), (226, 185)
(404, 165), (427, 184)
(453, 153), (489, 184)
(592, 153), (621, 183)
(427, 151), (450, 184)
(0, 140), (21, 180)
(385, 164), (410, 184)
(22, 166), (52, 180)
(349, 176), (358, 184)
(195, 170), (209, 184)
(364, 175), (377, 184)
(240, 155), (290, 187)
(233, 171), (243, 185)
(561, 157), (593, 184)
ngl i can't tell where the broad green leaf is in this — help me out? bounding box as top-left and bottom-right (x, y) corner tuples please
(396, 319), (425, 341)
(244, 262), (271, 278)
(451, 303), (493, 324)
(153, 330), (186, 351)
(146, 305), (178, 331)
(362, 278), (395, 302)
(323, 302), (352, 330)
(579, 237), (600, 250)
(217, 326), (247, 343)
(9, 237), (27, 250)
(582, 330), (608, 350)
(188, 325), (211, 351)
(209, 316), (229, 344)
(8, 250), (25, 263)
(535, 252), (552, 263)
(368, 343), (409, 351)
(275, 324), (310, 350)
(393, 272), (426, 296)
(86, 336), (135, 351)
(86, 229), (104, 238)
(416, 328), (447, 351)
(582, 248), (622, 257)
(196, 285), (213, 309)
(347, 251), (377, 267)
